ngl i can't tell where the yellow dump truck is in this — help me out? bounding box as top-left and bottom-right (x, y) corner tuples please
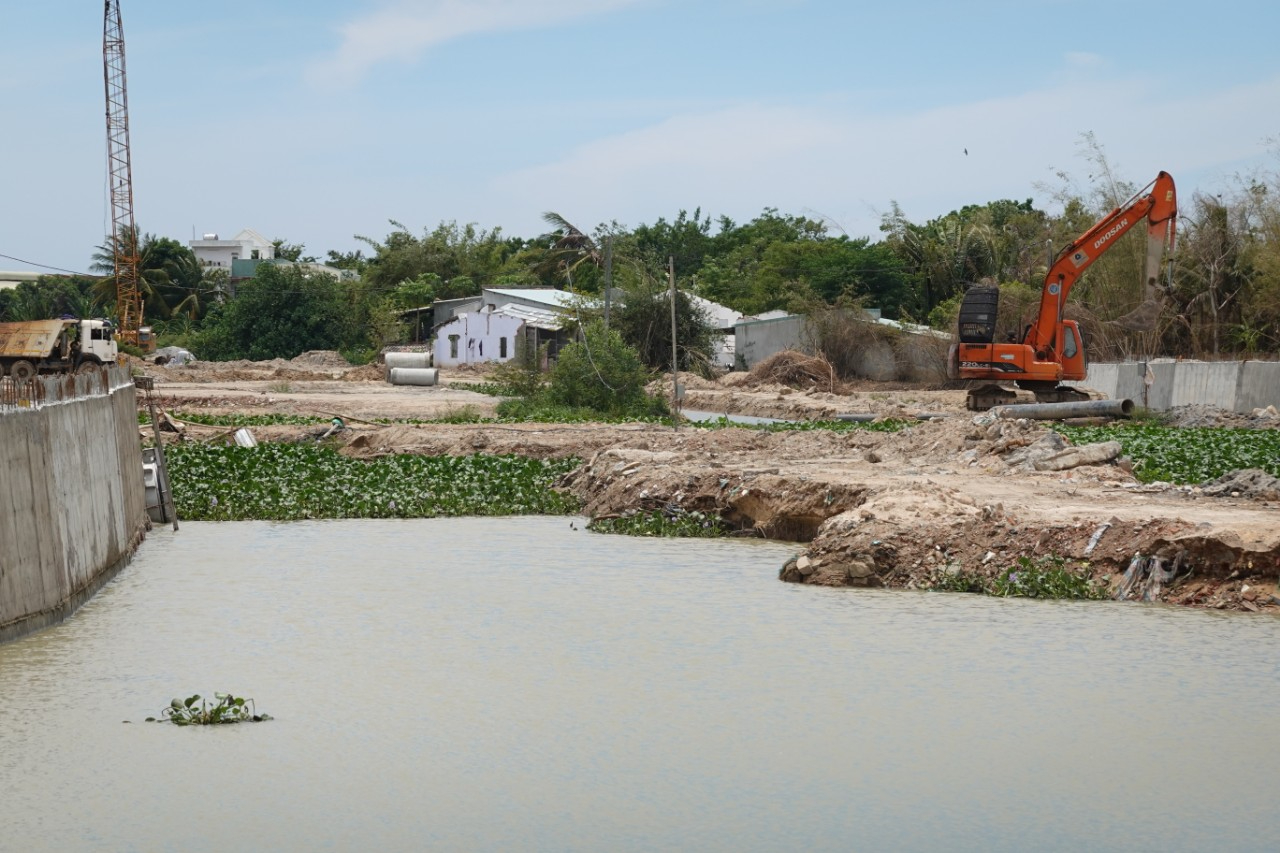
(0, 319), (119, 380)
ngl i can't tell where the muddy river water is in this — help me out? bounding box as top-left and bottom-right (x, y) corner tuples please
(1, 518), (1277, 852)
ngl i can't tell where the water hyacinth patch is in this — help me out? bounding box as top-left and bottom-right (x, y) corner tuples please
(166, 444), (580, 521)
(928, 555), (1107, 600)
(1056, 424), (1280, 484)
(142, 411), (331, 427)
(145, 693), (270, 725)
(588, 508), (731, 538)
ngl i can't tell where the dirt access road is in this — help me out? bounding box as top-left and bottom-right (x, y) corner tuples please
(141, 352), (1280, 612)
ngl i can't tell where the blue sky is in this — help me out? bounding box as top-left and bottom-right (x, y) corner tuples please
(3, 0), (1279, 275)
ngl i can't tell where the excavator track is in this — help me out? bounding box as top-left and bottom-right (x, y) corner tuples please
(965, 384), (1018, 411)
(1030, 385), (1092, 405)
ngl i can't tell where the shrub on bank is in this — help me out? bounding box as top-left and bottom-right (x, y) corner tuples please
(494, 321), (669, 422)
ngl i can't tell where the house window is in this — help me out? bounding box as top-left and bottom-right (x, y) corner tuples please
(251, 250), (260, 260)
(449, 335), (460, 359)
(499, 337), (508, 358)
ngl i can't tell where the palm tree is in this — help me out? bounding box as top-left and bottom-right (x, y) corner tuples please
(535, 212), (603, 287)
(91, 227), (208, 322)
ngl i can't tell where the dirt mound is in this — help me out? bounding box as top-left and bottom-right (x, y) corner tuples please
(1162, 403), (1280, 429)
(1202, 469), (1280, 501)
(343, 363), (387, 382)
(290, 350), (353, 369)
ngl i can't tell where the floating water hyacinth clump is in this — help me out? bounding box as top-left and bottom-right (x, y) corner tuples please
(145, 693), (270, 725)
(166, 444), (580, 521)
(1056, 424), (1280, 484)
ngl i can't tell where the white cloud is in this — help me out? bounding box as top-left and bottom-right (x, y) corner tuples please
(491, 73), (1280, 236)
(309, 0), (646, 86)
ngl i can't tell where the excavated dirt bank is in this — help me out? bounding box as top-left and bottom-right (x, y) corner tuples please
(141, 356), (1280, 612)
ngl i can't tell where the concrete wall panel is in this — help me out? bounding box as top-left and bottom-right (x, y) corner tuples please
(733, 316), (808, 369)
(1169, 362), (1240, 410)
(1075, 359), (1280, 412)
(1237, 362), (1280, 412)
(0, 368), (147, 643)
(1075, 363), (1119, 399)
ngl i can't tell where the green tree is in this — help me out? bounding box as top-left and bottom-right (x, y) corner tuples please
(194, 264), (359, 360)
(356, 220), (515, 293)
(609, 274), (717, 372)
(91, 228), (209, 322)
(534, 212), (604, 291)
(544, 321), (661, 416)
(272, 239), (315, 263)
(0, 276), (102, 322)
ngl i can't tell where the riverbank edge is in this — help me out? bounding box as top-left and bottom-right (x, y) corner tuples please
(556, 447), (1280, 613)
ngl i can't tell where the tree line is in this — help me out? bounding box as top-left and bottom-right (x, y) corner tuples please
(4, 137), (1279, 365)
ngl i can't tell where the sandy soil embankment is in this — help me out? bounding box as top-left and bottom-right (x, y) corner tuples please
(140, 354), (1280, 612)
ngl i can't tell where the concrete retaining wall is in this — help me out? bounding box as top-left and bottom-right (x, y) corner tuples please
(0, 367), (148, 643)
(734, 316), (809, 369)
(733, 315), (952, 381)
(1069, 359), (1280, 412)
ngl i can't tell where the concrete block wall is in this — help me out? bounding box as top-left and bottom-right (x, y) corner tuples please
(0, 368), (148, 643)
(1071, 359), (1280, 413)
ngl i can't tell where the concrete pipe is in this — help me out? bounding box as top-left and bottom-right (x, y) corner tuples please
(385, 352), (432, 370)
(993, 398), (1134, 420)
(389, 367), (439, 387)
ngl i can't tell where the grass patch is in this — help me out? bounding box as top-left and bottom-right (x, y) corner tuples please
(1056, 424), (1280, 484)
(433, 404), (486, 423)
(167, 444), (580, 521)
(588, 509), (730, 537)
(448, 381), (515, 397)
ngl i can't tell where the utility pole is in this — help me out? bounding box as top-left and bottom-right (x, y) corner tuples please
(668, 256), (679, 431)
(603, 236), (613, 329)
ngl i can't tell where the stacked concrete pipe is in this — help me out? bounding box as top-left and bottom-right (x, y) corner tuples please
(389, 367), (439, 386)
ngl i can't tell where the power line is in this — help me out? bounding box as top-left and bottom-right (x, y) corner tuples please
(0, 252), (100, 278)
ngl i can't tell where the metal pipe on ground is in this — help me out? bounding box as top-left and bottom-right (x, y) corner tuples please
(389, 367), (439, 387)
(993, 398), (1134, 420)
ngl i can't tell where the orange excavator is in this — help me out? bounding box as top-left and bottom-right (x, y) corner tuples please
(950, 171), (1177, 410)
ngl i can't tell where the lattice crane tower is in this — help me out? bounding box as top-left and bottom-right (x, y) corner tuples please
(103, 0), (142, 345)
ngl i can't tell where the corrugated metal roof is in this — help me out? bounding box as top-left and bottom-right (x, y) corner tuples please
(493, 303), (565, 331)
(483, 288), (580, 310)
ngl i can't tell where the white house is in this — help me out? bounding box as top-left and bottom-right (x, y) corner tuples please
(433, 309), (527, 367)
(189, 228), (274, 274)
(431, 289), (581, 366)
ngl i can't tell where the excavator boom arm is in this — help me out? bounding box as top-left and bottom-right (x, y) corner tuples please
(1027, 171), (1177, 352)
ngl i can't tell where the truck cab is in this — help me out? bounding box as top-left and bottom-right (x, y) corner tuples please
(81, 319), (119, 364)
